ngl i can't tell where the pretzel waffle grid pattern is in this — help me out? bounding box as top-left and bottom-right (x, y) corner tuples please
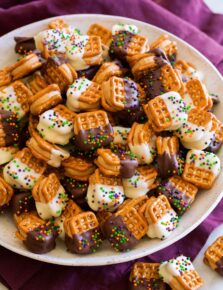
(186, 79), (208, 107)
(13, 82), (30, 112)
(90, 169), (122, 186)
(66, 212), (98, 236)
(111, 77), (125, 108)
(150, 195), (171, 223)
(183, 164), (214, 188)
(147, 97), (171, 129)
(44, 63), (71, 91)
(127, 34), (147, 55)
(118, 207), (147, 240)
(18, 215), (44, 234)
(131, 262), (160, 280)
(79, 82), (101, 104)
(178, 270), (203, 289)
(170, 176), (197, 199)
(54, 105), (75, 121)
(76, 111), (108, 131)
(188, 109), (211, 127)
(87, 24), (112, 45)
(17, 148), (46, 174)
(205, 237), (223, 267)
(160, 64), (180, 92)
(84, 36), (101, 58)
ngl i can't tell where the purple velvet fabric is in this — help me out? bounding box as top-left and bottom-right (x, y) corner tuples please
(0, 1), (222, 289)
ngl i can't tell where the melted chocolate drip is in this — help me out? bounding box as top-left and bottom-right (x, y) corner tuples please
(0, 110), (20, 146)
(103, 215), (138, 252)
(14, 36), (36, 54)
(74, 124), (114, 152)
(77, 65), (100, 80)
(65, 227), (102, 254)
(109, 31), (134, 63)
(24, 223), (58, 254)
(11, 192), (35, 215)
(216, 256), (223, 276)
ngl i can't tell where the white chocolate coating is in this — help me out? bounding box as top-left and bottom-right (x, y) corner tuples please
(159, 255), (195, 284)
(3, 158), (41, 190)
(181, 130), (214, 150)
(86, 184), (125, 212)
(35, 185), (67, 220)
(112, 24), (139, 35)
(65, 35), (89, 70)
(147, 209), (178, 240)
(0, 147), (18, 165)
(128, 140), (156, 165)
(186, 150), (221, 177)
(49, 147), (70, 168)
(113, 126), (130, 145)
(37, 109), (74, 145)
(0, 86), (25, 118)
(122, 170), (155, 198)
(161, 92), (188, 131)
(66, 78), (92, 112)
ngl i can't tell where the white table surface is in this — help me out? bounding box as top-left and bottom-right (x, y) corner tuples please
(0, 1), (222, 289)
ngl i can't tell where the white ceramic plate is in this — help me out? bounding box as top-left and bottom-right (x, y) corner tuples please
(0, 14), (222, 266)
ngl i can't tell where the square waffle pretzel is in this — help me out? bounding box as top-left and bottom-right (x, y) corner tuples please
(83, 36), (102, 60)
(130, 262), (160, 281)
(150, 34), (177, 57)
(32, 173), (61, 203)
(87, 23), (112, 45)
(64, 211), (99, 238)
(27, 72), (48, 94)
(74, 110), (109, 134)
(185, 79), (210, 110)
(127, 34), (148, 55)
(16, 213), (45, 240)
(15, 148), (47, 175)
(63, 200), (83, 219)
(145, 195), (171, 224)
(89, 169), (122, 186)
(170, 270), (203, 290)
(204, 236), (223, 270)
(78, 81), (101, 105)
(169, 176), (198, 201)
(182, 163), (215, 189)
(160, 64), (182, 92)
(116, 207), (148, 240)
(48, 18), (70, 31)
(118, 195), (148, 214)
(144, 97), (172, 131)
(54, 104), (76, 122)
(0, 69), (11, 87)
(188, 108), (212, 128)
(43, 57), (77, 92)
(104, 76), (125, 110)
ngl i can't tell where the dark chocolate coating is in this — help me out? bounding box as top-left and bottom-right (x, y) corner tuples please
(157, 151), (179, 179)
(216, 256), (223, 276)
(24, 224), (58, 254)
(109, 31), (134, 63)
(14, 36), (36, 54)
(77, 65), (100, 80)
(47, 55), (68, 66)
(112, 146), (138, 178)
(61, 176), (88, 200)
(158, 179), (193, 215)
(65, 227), (102, 254)
(128, 278), (167, 290)
(0, 110), (20, 146)
(123, 79), (140, 111)
(11, 192), (35, 215)
(206, 137), (222, 153)
(210, 94), (220, 105)
(74, 124), (114, 152)
(103, 215), (138, 252)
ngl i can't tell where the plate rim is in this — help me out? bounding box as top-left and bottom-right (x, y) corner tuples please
(0, 13), (222, 266)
